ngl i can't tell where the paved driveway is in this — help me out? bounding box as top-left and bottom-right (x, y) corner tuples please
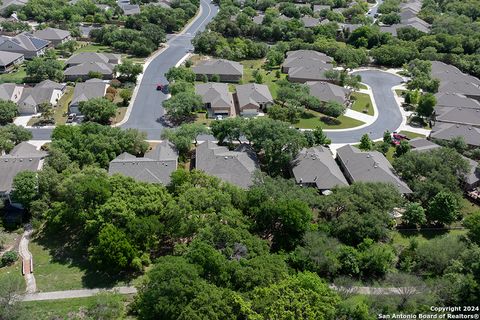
(326, 70), (404, 144)
(120, 0), (219, 139)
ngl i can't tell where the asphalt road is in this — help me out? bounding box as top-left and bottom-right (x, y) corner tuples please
(326, 70), (404, 144)
(120, 0), (219, 139)
(369, 0), (384, 17)
(28, 0), (219, 140)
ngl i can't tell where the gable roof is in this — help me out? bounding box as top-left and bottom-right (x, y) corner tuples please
(431, 61), (480, 86)
(306, 81), (350, 104)
(0, 51), (23, 66)
(195, 83), (234, 110)
(32, 27), (71, 41)
(64, 61), (115, 77)
(65, 52), (120, 66)
(0, 32), (50, 52)
(192, 59), (243, 76)
(435, 92), (480, 109)
(0, 83), (21, 101)
(108, 141), (178, 185)
(71, 79), (108, 106)
(0, 142), (47, 194)
(292, 146), (348, 190)
(430, 123), (480, 147)
(195, 141), (259, 188)
(435, 107), (480, 127)
(409, 138), (441, 152)
(301, 16), (320, 28)
(285, 50), (334, 64)
(17, 80), (65, 107)
(235, 83), (273, 109)
(336, 145), (412, 194)
(289, 64), (333, 81)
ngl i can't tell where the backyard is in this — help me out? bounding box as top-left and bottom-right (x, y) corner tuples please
(0, 66), (26, 84)
(294, 109), (365, 130)
(241, 59), (287, 98)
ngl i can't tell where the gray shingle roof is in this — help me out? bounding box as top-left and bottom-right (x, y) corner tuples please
(18, 80), (65, 107)
(0, 32), (50, 52)
(430, 123), (480, 147)
(120, 4), (141, 15)
(289, 64), (333, 81)
(108, 140), (178, 185)
(0, 83), (19, 101)
(431, 61), (480, 87)
(285, 50), (334, 65)
(71, 79), (108, 106)
(306, 81), (350, 104)
(235, 83), (273, 110)
(64, 61), (115, 77)
(313, 4), (330, 12)
(65, 52), (120, 66)
(32, 27), (71, 41)
(0, 142), (47, 194)
(409, 138), (441, 152)
(435, 92), (480, 109)
(435, 107), (480, 127)
(192, 59), (243, 77)
(292, 146), (348, 190)
(301, 16), (320, 28)
(195, 141), (259, 188)
(336, 145), (412, 194)
(195, 83), (234, 112)
(0, 51), (23, 66)
(0, 0), (28, 11)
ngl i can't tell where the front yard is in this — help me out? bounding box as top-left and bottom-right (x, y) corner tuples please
(294, 109), (365, 130)
(0, 66), (26, 84)
(350, 92), (374, 116)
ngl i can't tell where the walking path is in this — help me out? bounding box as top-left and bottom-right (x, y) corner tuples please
(21, 287), (138, 302)
(18, 225), (36, 294)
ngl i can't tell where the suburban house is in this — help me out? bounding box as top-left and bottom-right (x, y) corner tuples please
(301, 16), (321, 28)
(0, 51), (24, 73)
(313, 4), (330, 12)
(195, 83), (235, 118)
(0, 32), (50, 59)
(431, 61), (480, 100)
(117, 0), (141, 15)
(32, 27), (72, 47)
(109, 141), (178, 185)
(291, 146), (348, 194)
(433, 107), (480, 127)
(252, 14), (264, 24)
(17, 80), (66, 114)
(192, 59), (243, 82)
(0, 0), (28, 14)
(435, 92), (480, 109)
(336, 145), (412, 194)
(306, 81), (350, 105)
(282, 50), (334, 83)
(0, 83), (23, 103)
(234, 83), (273, 116)
(64, 52), (120, 81)
(409, 138), (480, 190)
(195, 141), (259, 188)
(430, 123), (480, 147)
(0, 142), (47, 202)
(69, 79), (109, 114)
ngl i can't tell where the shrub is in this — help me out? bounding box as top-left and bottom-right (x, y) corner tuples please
(321, 116), (341, 125)
(1, 251), (18, 267)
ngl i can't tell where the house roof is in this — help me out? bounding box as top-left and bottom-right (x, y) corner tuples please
(285, 50), (334, 64)
(71, 79), (109, 106)
(301, 16), (320, 28)
(18, 80), (65, 107)
(65, 52), (120, 66)
(195, 83), (234, 111)
(64, 62), (115, 77)
(108, 141), (178, 185)
(431, 61), (480, 86)
(32, 27), (71, 41)
(0, 51), (23, 66)
(430, 123), (480, 147)
(0, 32), (50, 52)
(435, 107), (480, 127)
(252, 14), (264, 24)
(306, 81), (350, 104)
(195, 141), (259, 188)
(313, 4), (330, 12)
(289, 64), (333, 81)
(0, 142), (46, 194)
(235, 83), (273, 109)
(0, 0), (28, 11)
(409, 138), (441, 152)
(292, 146), (348, 190)
(336, 145), (412, 194)
(192, 59), (243, 76)
(0, 83), (19, 101)
(120, 4), (140, 15)
(435, 92), (480, 109)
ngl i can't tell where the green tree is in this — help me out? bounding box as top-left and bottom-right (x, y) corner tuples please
(0, 100), (18, 125)
(165, 66), (196, 83)
(88, 223), (138, 272)
(403, 202), (427, 227)
(383, 130), (392, 144)
(359, 134), (373, 150)
(11, 171), (38, 209)
(417, 93), (436, 119)
(0, 275), (25, 320)
(304, 126), (331, 147)
(79, 97), (117, 124)
(0, 251), (18, 267)
(427, 191), (460, 225)
(250, 272), (340, 320)
(267, 104), (300, 124)
(25, 57), (64, 82)
(162, 123), (210, 158)
(210, 117), (245, 145)
(115, 59), (143, 82)
(394, 140), (411, 157)
(119, 88), (133, 106)
(464, 211), (480, 245)
(322, 101), (346, 118)
(163, 91), (203, 124)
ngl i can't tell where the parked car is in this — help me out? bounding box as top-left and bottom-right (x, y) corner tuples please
(156, 84), (164, 91)
(66, 113), (76, 123)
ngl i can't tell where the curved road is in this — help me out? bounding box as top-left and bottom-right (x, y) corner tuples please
(326, 70), (404, 144)
(28, 0), (219, 140)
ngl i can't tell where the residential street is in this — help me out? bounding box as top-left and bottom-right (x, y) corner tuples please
(326, 70), (404, 143)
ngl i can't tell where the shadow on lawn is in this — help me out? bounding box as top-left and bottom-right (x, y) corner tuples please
(34, 226), (137, 289)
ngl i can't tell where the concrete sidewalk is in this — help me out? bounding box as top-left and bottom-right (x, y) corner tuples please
(21, 286), (138, 302)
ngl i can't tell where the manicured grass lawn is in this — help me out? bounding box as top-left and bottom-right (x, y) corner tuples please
(460, 197), (480, 217)
(398, 130), (426, 139)
(75, 42), (112, 54)
(350, 92), (374, 116)
(30, 229), (142, 291)
(194, 112), (213, 126)
(358, 83), (368, 90)
(21, 294), (134, 320)
(241, 59), (287, 99)
(0, 66), (26, 84)
(0, 259), (26, 292)
(294, 109), (364, 129)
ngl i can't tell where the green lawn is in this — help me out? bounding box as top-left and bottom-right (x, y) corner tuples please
(74, 42), (112, 54)
(21, 294), (134, 320)
(0, 259), (26, 292)
(30, 229), (142, 292)
(28, 86), (74, 126)
(241, 59), (287, 99)
(350, 92), (374, 116)
(395, 89), (406, 96)
(0, 66), (26, 84)
(358, 83), (368, 90)
(294, 109), (365, 129)
(398, 130), (426, 139)
(391, 229), (467, 247)
(194, 112), (213, 126)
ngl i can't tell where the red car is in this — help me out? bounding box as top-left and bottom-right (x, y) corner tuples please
(156, 84), (163, 91)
